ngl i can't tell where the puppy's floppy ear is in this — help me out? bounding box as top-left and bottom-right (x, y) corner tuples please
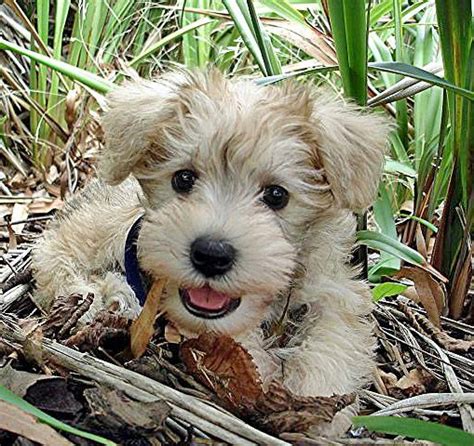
(312, 93), (391, 211)
(100, 75), (185, 185)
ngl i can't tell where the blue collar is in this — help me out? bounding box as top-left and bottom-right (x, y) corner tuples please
(124, 216), (150, 306)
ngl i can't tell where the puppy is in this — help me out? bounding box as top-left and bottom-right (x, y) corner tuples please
(33, 69), (390, 397)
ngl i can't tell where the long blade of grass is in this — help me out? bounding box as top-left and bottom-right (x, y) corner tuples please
(47, 0), (71, 122)
(258, 0), (307, 27)
(327, 0), (368, 105)
(0, 384), (116, 445)
(369, 62), (474, 100)
(353, 415), (474, 446)
(222, 0), (267, 74)
(129, 17), (213, 67)
(0, 39), (114, 93)
(246, 0), (281, 75)
(356, 230), (425, 266)
(392, 0), (408, 148)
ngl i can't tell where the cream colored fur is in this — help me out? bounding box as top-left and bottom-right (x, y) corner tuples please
(33, 69), (390, 397)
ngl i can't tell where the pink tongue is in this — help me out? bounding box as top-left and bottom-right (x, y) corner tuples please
(187, 287), (231, 311)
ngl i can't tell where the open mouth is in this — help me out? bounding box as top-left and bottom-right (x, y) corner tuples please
(179, 286), (241, 319)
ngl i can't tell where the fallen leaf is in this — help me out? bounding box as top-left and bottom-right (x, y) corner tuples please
(390, 368), (435, 398)
(395, 266), (445, 327)
(20, 320), (45, 369)
(24, 378), (83, 417)
(0, 364), (51, 397)
(130, 279), (166, 358)
(81, 387), (170, 442)
(181, 333), (264, 410)
(254, 381), (355, 435)
(0, 400), (73, 446)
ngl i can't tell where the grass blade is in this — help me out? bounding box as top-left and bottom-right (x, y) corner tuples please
(0, 39), (115, 93)
(369, 62), (474, 100)
(222, 0), (267, 74)
(356, 230), (425, 266)
(353, 415), (474, 446)
(258, 0), (307, 27)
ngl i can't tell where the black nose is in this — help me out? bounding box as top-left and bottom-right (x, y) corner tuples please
(190, 237), (236, 277)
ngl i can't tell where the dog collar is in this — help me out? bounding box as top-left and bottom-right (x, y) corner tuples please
(124, 215), (151, 306)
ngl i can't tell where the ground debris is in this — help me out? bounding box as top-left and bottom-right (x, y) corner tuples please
(80, 387), (171, 443)
(64, 310), (131, 353)
(42, 293), (94, 339)
(181, 333), (355, 437)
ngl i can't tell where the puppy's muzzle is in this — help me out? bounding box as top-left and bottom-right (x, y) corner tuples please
(190, 236), (236, 277)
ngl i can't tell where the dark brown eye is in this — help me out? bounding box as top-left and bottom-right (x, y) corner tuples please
(262, 185), (289, 210)
(172, 170), (197, 193)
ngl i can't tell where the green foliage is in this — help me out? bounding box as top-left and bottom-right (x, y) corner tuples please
(354, 416), (474, 446)
(372, 282), (408, 301)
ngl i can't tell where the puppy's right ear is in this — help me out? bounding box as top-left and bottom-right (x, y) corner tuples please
(100, 77), (182, 185)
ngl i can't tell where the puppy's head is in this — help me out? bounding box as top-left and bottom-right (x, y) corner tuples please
(101, 69), (390, 336)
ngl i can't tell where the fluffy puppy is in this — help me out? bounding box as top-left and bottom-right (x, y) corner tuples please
(33, 69), (390, 397)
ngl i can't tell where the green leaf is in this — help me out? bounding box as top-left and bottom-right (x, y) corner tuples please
(408, 215), (438, 233)
(0, 39), (114, 94)
(327, 0), (368, 105)
(0, 385), (116, 445)
(384, 159), (417, 177)
(223, 0), (280, 75)
(372, 282), (408, 301)
(353, 416), (474, 446)
(356, 230), (425, 266)
(369, 62), (474, 100)
(258, 0), (307, 26)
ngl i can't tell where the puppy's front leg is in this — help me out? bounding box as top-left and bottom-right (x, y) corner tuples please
(275, 279), (375, 397)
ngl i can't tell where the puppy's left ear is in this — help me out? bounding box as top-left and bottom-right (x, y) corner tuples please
(312, 93), (391, 211)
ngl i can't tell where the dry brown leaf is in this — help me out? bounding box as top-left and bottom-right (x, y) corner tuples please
(0, 364), (52, 397)
(449, 241), (472, 319)
(255, 381), (356, 435)
(0, 400), (73, 445)
(382, 368), (436, 399)
(415, 223), (428, 259)
(130, 279), (166, 358)
(395, 266), (445, 327)
(82, 387), (170, 437)
(181, 333), (264, 410)
(263, 20), (337, 66)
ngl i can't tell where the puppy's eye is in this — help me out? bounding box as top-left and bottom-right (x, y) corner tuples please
(262, 185), (289, 210)
(172, 170), (197, 193)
